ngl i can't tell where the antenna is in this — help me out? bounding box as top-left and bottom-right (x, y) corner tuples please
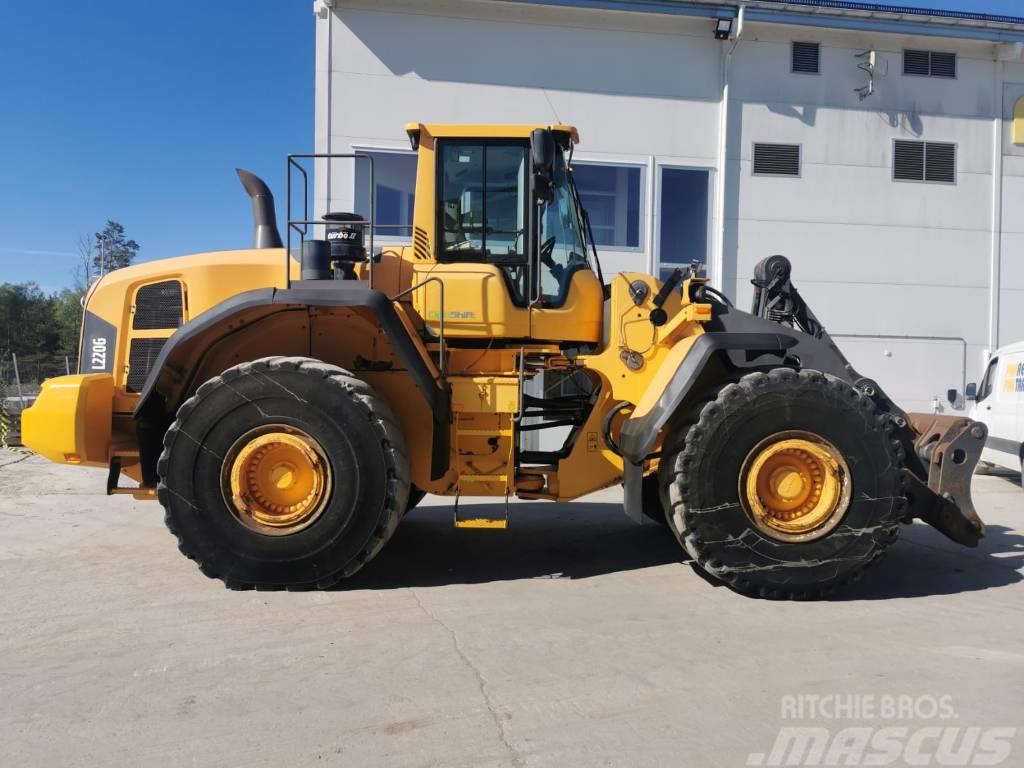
(855, 50), (887, 101)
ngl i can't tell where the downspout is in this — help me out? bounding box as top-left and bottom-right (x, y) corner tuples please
(712, 4), (744, 293)
(989, 43), (1022, 355)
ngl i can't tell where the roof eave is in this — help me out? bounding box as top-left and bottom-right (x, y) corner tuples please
(504, 0), (1024, 44)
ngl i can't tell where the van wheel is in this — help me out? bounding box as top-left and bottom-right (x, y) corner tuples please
(157, 356), (409, 590)
(660, 369), (905, 599)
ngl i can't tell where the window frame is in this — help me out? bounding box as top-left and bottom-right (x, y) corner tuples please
(978, 357), (999, 403)
(654, 163), (714, 280)
(791, 41), (821, 76)
(751, 143), (803, 178)
(570, 159), (647, 254)
(434, 138), (531, 266)
(902, 49), (958, 80)
(350, 145), (418, 244)
(891, 138), (958, 186)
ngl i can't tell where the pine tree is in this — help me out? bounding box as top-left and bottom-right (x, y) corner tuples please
(92, 220), (139, 276)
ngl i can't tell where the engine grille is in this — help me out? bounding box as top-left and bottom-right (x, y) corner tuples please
(126, 338), (166, 393)
(133, 280), (183, 330)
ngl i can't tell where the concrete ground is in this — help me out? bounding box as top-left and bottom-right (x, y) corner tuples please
(1, 451), (1022, 767)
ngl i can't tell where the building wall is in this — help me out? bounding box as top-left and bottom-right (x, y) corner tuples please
(316, 0), (1023, 414)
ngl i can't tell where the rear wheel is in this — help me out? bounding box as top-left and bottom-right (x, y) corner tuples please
(660, 368), (904, 599)
(157, 356), (409, 590)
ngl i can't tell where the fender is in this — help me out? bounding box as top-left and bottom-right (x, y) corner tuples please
(617, 306), (860, 526)
(618, 305), (857, 466)
(133, 281), (450, 482)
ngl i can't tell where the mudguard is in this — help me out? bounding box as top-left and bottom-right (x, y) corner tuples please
(133, 281), (450, 482)
(617, 303), (987, 546)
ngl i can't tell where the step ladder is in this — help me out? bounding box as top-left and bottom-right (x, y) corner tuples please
(453, 419), (513, 529)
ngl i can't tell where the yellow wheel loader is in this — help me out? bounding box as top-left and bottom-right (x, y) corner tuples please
(23, 124), (988, 598)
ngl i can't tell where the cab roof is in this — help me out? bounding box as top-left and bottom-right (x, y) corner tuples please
(405, 123), (579, 147)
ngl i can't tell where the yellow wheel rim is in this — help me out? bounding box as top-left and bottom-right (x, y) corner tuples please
(740, 431), (851, 542)
(223, 426), (331, 536)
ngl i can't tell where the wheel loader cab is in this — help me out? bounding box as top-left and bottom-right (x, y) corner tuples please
(404, 124), (603, 344)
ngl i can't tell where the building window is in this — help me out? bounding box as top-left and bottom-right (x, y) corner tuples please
(752, 144), (801, 177)
(792, 42), (820, 74)
(893, 140), (956, 184)
(903, 50), (957, 78)
(658, 167), (710, 280)
(572, 163), (643, 249)
(1014, 97), (1024, 146)
(353, 150), (417, 239)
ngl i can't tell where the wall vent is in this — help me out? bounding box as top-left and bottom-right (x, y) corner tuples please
(894, 140), (956, 184)
(753, 144), (801, 177)
(792, 42), (820, 74)
(904, 49), (957, 78)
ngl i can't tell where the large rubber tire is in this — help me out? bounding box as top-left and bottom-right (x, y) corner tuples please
(660, 368), (905, 599)
(157, 356), (409, 590)
(405, 487), (427, 515)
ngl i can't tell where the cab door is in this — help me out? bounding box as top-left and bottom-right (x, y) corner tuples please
(975, 356), (1019, 470)
(414, 140), (531, 339)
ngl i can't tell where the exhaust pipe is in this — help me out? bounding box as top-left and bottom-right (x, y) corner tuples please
(236, 168), (283, 249)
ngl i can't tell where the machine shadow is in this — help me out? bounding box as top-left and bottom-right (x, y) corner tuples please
(340, 501), (684, 589)
(837, 523), (1024, 601)
(342, 499), (1023, 598)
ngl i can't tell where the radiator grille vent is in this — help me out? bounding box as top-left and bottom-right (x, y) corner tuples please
(753, 144), (801, 177)
(133, 280), (183, 330)
(413, 226), (431, 260)
(126, 338), (166, 393)
(792, 42), (820, 74)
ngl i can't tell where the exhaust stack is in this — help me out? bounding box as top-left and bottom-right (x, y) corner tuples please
(236, 168), (283, 249)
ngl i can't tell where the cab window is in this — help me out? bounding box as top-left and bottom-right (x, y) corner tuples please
(979, 358), (998, 402)
(438, 141), (528, 304)
(538, 153), (589, 308)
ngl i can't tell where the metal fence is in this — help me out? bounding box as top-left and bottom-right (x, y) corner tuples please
(0, 353), (71, 448)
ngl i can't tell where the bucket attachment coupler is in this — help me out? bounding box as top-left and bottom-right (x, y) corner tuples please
(904, 414), (988, 548)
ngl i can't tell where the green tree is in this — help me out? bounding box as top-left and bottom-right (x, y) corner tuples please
(52, 288), (83, 355)
(93, 220), (139, 276)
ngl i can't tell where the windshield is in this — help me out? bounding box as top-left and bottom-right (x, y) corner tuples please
(538, 150), (590, 306)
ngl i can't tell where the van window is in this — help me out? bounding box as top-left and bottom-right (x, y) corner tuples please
(978, 358), (999, 402)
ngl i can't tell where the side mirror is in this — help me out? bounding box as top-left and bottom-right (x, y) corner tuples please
(947, 389), (959, 407)
(531, 128), (555, 203)
(965, 382), (978, 401)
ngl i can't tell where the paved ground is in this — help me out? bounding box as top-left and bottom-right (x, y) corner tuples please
(1, 451), (1022, 767)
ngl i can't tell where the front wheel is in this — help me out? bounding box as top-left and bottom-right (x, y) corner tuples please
(660, 369), (905, 599)
(157, 356), (409, 590)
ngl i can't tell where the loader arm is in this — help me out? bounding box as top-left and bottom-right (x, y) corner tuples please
(619, 256), (987, 547)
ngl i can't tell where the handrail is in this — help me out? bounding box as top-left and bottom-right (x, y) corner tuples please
(391, 277), (446, 377)
(286, 153), (376, 291)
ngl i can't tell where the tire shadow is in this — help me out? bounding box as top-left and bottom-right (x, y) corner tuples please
(341, 498), (1024, 599)
(340, 501), (684, 589)
(836, 522), (1024, 600)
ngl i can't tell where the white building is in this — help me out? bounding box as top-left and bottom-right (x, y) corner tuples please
(313, 0), (1024, 413)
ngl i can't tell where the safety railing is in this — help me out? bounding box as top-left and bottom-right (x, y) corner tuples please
(390, 277), (446, 377)
(286, 153), (378, 290)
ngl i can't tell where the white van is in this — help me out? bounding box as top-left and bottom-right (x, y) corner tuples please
(968, 342), (1024, 485)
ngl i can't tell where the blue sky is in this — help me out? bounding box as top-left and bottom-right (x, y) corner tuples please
(0, 0), (1021, 292)
(0, 1), (311, 293)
